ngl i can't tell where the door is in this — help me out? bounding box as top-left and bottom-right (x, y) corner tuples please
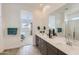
(75, 20), (79, 40)
(68, 21), (75, 40)
(20, 10), (33, 46)
(67, 20), (79, 41)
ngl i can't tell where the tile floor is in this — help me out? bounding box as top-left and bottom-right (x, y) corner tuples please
(22, 36), (33, 46)
(0, 45), (41, 55)
(0, 35), (41, 55)
(17, 45), (41, 55)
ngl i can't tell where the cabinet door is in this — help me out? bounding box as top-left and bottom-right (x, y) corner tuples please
(47, 43), (57, 55)
(57, 49), (67, 55)
(35, 35), (47, 55)
(35, 35), (39, 47)
(40, 39), (47, 55)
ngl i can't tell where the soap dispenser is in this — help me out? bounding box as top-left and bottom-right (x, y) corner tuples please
(48, 29), (52, 38)
(52, 29), (57, 36)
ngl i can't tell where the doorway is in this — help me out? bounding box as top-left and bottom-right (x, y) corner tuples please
(20, 10), (33, 46)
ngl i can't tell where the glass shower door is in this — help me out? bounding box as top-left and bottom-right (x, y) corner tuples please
(75, 20), (79, 41)
(65, 20), (75, 45)
(66, 20), (79, 45)
(68, 21), (75, 40)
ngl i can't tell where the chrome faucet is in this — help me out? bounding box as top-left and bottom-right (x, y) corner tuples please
(66, 41), (72, 46)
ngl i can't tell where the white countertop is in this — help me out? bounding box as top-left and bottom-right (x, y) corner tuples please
(36, 33), (79, 55)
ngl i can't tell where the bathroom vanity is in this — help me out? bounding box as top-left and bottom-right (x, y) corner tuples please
(35, 33), (79, 55)
(35, 34), (66, 55)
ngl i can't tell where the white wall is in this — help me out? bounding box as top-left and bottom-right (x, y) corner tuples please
(1, 3), (43, 49)
(32, 7), (49, 45)
(0, 4), (4, 52)
(2, 4), (22, 49)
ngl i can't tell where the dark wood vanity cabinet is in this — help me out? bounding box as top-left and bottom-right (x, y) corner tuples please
(57, 49), (66, 55)
(47, 43), (57, 55)
(35, 35), (40, 48)
(35, 35), (67, 55)
(35, 35), (47, 55)
(40, 39), (47, 55)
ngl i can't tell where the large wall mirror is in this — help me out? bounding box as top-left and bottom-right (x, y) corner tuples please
(64, 4), (79, 44)
(48, 15), (56, 30)
(48, 4), (79, 46)
(48, 9), (65, 37)
(65, 11), (79, 41)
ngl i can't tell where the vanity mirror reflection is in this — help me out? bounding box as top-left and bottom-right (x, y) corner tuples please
(48, 4), (79, 46)
(64, 4), (79, 46)
(48, 8), (65, 37)
(65, 12), (79, 42)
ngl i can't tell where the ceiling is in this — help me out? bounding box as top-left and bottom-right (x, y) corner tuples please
(3, 3), (66, 13)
